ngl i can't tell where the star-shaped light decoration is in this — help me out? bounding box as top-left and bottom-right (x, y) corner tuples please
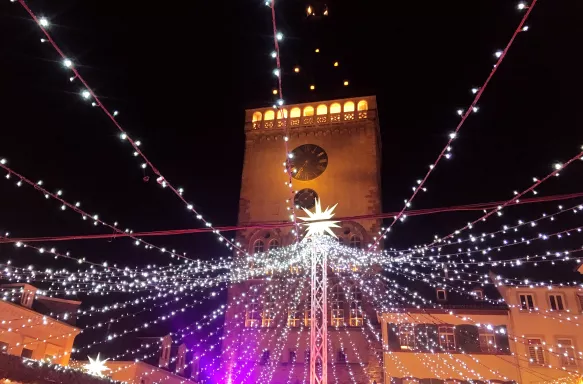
(84, 353), (110, 376)
(298, 198), (340, 239)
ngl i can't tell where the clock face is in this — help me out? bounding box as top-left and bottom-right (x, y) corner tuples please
(294, 188), (318, 210)
(289, 144), (328, 181)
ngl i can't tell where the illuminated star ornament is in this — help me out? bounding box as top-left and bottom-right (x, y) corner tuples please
(298, 198), (340, 239)
(84, 353), (110, 376)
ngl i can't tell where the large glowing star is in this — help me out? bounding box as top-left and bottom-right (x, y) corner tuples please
(84, 353), (110, 376)
(298, 199), (340, 239)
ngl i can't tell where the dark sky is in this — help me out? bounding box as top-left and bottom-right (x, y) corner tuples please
(0, 0), (583, 371)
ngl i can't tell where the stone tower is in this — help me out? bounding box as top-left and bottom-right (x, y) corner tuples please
(221, 96), (384, 383)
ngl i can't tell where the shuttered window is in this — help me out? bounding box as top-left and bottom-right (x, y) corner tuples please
(527, 338), (545, 365)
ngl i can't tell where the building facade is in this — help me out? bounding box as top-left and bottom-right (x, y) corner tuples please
(0, 284), (80, 366)
(222, 96), (384, 383)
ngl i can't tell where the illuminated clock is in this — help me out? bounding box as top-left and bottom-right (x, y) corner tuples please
(289, 144), (328, 181)
(294, 188), (318, 210)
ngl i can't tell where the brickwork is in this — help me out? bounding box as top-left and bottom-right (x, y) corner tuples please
(223, 96), (384, 383)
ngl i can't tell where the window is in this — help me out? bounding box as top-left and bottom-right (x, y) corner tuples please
(479, 328), (497, 353)
(557, 339), (577, 367)
(316, 104), (328, 115)
(357, 100), (368, 111)
(349, 235), (361, 249)
(472, 289), (484, 300)
(303, 106), (314, 117)
(527, 338), (545, 365)
(288, 308), (300, 327)
(343, 101), (355, 112)
(264, 110), (275, 121)
(276, 108), (288, 119)
(578, 294), (583, 312)
(349, 285), (363, 326)
(337, 350), (347, 363)
(253, 239), (265, 254)
(268, 239), (280, 250)
(399, 324), (416, 350)
(549, 294), (565, 311)
(21, 348), (33, 358)
(260, 350), (270, 365)
(519, 293), (536, 310)
(330, 285), (344, 327)
(252, 111), (262, 122)
(438, 325), (456, 351)
(290, 107), (301, 118)
(262, 295), (275, 327)
(245, 287), (261, 327)
(436, 289), (447, 301)
(330, 103), (341, 114)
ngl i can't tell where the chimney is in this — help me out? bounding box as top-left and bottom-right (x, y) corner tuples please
(158, 334), (172, 368)
(21, 284), (37, 308)
(176, 343), (186, 375)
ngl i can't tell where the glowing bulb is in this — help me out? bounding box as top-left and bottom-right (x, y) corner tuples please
(39, 17), (49, 27)
(457, 109), (463, 116)
(471, 88), (478, 94)
(517, 2), (527, 10)
(135, 140), (141, 146)
(0, 159), (6, 165)
(141, 163), (147, 169)
(343, 80), (349, 86)
(333, 61), (339, 67)
(294, 66), (300, 73)
(495, 50), (503, 58)
(449, 132), (457, 139)
(522, 25), (529, 31)
(276, 32), (283, 40)
(272, 89), (278, 95)
(277, 99), (284, 106)
(315, 48), (320, 53)
(113, 110), (119, 116)
(63, 59), (73, 68)
(120, 133), (127, 140)
(81, 90), (91, 99)
(271, 51), (277, 58)
(273, 69), (280, 77)
(310, 85), (315, 90)
(554, 163), (563, 170)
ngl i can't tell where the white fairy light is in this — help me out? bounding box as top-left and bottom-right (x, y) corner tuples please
(38, 17), (49, 27)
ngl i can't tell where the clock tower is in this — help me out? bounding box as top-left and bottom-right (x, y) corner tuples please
(221, 96), (384, 383)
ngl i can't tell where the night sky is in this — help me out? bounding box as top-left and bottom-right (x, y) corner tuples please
(0, 0), (583, 366)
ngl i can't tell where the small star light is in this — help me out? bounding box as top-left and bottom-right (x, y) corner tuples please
(298, 198), (340, 239)
(84, 353), (110, 376)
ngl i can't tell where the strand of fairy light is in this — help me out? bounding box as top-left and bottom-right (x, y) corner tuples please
(11, 0), (246, 257)
(369, 1), (538, 251)
(264, 0), (303, 244)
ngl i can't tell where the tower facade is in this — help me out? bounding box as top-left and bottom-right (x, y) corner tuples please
(221, 96), (384, 383)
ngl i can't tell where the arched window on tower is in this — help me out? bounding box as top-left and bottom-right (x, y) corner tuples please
(343, 101), (355, 112)
(303, 106), (314, 116)
(357, 100), (368, 111)
(316, 104), (328, 115)
(264, 110), (275, 121)
(276, 109), (288, 119)
(330, 284), (344, 327)
(252, 111), (263, 122)
(349, 285), (363, 326)
(253, 239), (265, 254)
(330, 103), (341, 114)
(349, 235), (361, 249)
(245, 287), (261, 327)
(290, 107), (301, 118)
(268, 239), (280, 250)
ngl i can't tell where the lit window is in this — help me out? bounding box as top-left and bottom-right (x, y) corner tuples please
(252, 111), (262, 122)
(472, 289), (484, 300)
(290, 107), (301, 118)
(245, 287), (261, 327)
(349, 235), (361, 249)
(303, 106), (314, 116)
(357, 100), (368, 111)
(527, 338), (545, 365)
(253, 239), (265, 254)
(337, 350), (347, 363)
(557, 339), (577, 367)
(438, 325), (456, 352)
(519, 293), (536, 310)
(349, 285), (363, 327)
(262, 294), (275, 327)
(330, 103), (341, 114)
(479, 328), (497, 353)
(549, 294), (565, 311)
(343, 101), (355, 112)
(436, 289), (447, 301)
(268, 239), (280, 250)
(264, 110), (275, 121)
(399, 324), (416, 350)
(330, 285), (344, 327)
(316, 104), (328, 115)
(276, 108), (288, 119)
(288, 307), (300, 327)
